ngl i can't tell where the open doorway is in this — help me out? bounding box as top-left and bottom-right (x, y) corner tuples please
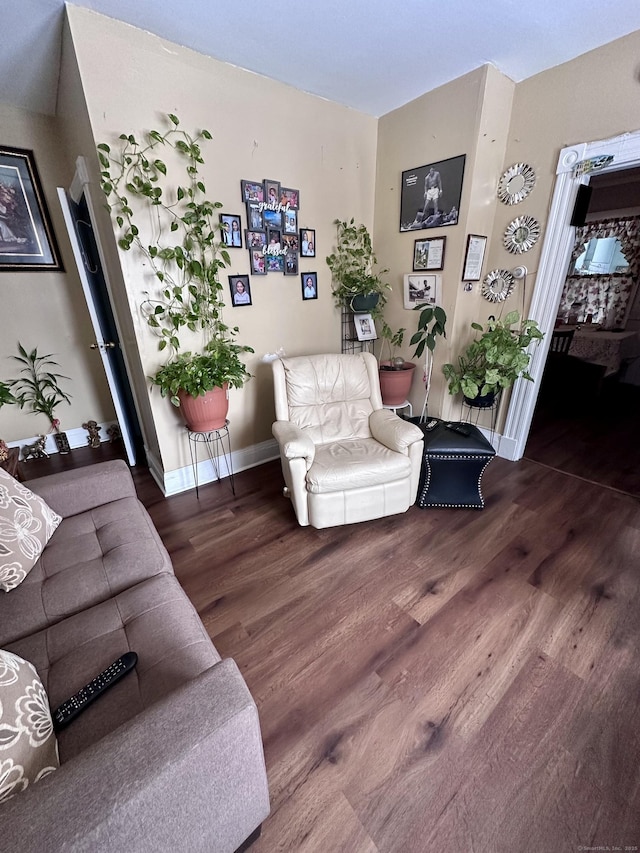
(503, 133), (640, 496)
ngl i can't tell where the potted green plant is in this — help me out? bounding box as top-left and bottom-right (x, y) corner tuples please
(9, 344), (72, 453)
(442, 310), (544, 407)
(378, 322), (416, 406)
(98, 114), (253, 431)
(326, 218), (391, 313)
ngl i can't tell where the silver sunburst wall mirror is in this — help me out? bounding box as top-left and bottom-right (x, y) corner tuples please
(503, 215), (540, 254)
(481, 269), (515, 303)
(497, 163), (536, 205)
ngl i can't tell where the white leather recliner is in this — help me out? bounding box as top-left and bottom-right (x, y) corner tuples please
(271, 352), (424, 528)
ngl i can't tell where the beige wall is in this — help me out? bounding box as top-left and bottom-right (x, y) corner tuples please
(65, 6), (378, 478)
(4, 14), (640, 472)
(0, 102), (113, 443)
(374, 65), (515, 422)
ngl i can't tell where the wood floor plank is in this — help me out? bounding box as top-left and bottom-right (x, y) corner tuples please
(23, 441), (640, 852)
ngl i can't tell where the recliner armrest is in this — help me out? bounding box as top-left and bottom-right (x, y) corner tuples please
(1, 659), (270, 853)
(272, 420), (315, 467)
(370, 409), (424, 453)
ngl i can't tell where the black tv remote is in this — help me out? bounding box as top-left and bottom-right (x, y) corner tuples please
(446, 422), (472, 436)
(52, 652), (138, 732)
(423, 418), (439, 431)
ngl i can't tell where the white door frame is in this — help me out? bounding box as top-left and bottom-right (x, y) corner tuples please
(502, 129), (640, 461)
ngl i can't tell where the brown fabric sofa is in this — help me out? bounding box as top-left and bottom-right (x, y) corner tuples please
(0, 460), (269, 853)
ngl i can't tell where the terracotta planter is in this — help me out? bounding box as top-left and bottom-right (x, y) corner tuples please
(178, 385), (229, 431)
(379, 362), (416, 406)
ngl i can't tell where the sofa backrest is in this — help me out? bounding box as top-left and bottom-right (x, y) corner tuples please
(273, 352), (382, 445)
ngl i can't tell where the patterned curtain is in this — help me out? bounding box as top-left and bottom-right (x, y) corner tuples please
(557, 216), (640, 326)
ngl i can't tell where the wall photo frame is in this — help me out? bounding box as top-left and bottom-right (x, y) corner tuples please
(241, 180), (264, 203)
(413, 236), (446, 271)
(301, 272), (318, 300)
(462, 234), (487, 281)
(403, 273), (442, 310)
(0, 146), (63, 271)
(220, 213), (242, 248)
(400, 154), (465, 232)
(229, 274), (252, 306)
(300, 229), (315, 257)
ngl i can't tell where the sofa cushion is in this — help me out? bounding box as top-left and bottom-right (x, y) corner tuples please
(0, 649), (59, 803)
(307, 438), (413, 493)
(0, 496), (174, 648)
(0, 470), (61, 593)
(6, 573), (221, 762)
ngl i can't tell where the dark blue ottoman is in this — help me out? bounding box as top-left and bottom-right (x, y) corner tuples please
(412, 419), (496, 509)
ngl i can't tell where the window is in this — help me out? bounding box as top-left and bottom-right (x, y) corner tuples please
(573, 236), (630, 276)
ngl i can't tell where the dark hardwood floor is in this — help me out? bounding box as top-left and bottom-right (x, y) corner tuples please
(525, 374), (640, 497)
(20, 439), (640, 852)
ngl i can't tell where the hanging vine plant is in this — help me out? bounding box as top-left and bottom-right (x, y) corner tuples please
(97, 114), (253, 408)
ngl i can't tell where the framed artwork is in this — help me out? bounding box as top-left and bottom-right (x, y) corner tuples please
(280, 187), (300, 210)
(462, 234), (487, 281)
(300, 229), (316, 257)
(241, 180), (264, 203)
(264, 179), (281, 208)
(247, 201), (263, 229)
(219, 213), (242, 248)
(263, 208), (282, 230)
(403, 273), (442, 310)
(245, 229), (266, 249)
(266, 254), (284, 273)
(0, 146), (63, 271)
(229, 274), (252, 307)
(399, 154), (466, 232)
(283, 233), (299, 252)
(354, 313), (377, 341)
(284, 251), (299, 276)
(283, 208), (298, 234)
(250, 249), (266, 275)
(413, 236), (446, 271)
(301, 272), (317, 300)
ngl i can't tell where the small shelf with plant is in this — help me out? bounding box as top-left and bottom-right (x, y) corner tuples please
(442, 310), (543, 407)
(97, 114), (253, 431)
(326, 218), (391, 314)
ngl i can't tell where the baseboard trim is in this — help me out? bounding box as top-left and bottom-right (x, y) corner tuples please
(162, 437), (280, 497)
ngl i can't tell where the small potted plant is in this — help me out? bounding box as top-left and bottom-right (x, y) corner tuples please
(150, 337), (253, 430)
(326, 218), (391, 313)
(10, 344), (72, 453)
(378, 322), (416, 407)
(98, 114), (253, 432)
(442, 310), (544, 407)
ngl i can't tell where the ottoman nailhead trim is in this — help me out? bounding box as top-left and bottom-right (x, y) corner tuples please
(418, 458), (493, 509)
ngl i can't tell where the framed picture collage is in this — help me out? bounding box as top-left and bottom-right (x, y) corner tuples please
(224, 177), (317, 305)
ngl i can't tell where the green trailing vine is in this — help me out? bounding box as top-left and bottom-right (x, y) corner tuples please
(97, 115), (253, 404)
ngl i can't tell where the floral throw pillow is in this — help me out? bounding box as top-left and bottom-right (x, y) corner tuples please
(0, 468), (62, 593)
(0, 649), (59, 802)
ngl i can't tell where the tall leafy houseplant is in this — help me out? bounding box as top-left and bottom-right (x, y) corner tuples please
(10, 344), (72, 452)
(97, 114), (253, 429)
(442, 311), (543, 403)
(326, 219), (391, 313)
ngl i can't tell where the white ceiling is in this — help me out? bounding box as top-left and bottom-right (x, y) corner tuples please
(6, 0), (640, 118)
